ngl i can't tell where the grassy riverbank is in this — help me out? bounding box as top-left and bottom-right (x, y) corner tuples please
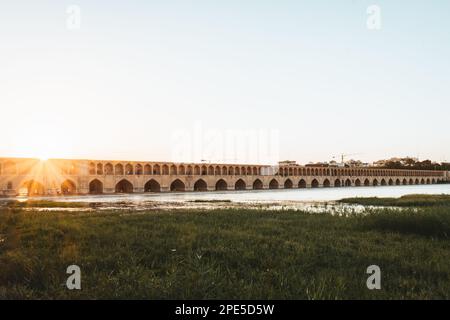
(1, 197), (449, 299)
(339, 194), (450, 207)
(1, 200), (90, 208)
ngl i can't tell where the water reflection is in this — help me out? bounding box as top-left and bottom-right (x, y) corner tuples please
(1, 184), (448, 213)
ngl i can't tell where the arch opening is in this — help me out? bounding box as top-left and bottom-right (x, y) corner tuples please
(269, 179), (279, 189)
(61, 179), (77, 195)
(298, 179), (306, 188)
(170, 179), (185, 192)
(105, 163), (113, 175)
(194, 179), (208, 192)
(20, 180), (45, 196)
(284, 179), (293, 189)
(115, 164), (124, 175)
(235, 179), (246, 190)
(89, 179), (103, 194)
(144, 179), (161, 192)
(115, 179), (133, 193)
(215, 179), (228, 191)
(253, 179), (263, 190)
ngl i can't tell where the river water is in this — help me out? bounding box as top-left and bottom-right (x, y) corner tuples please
(3, 184), (449, 213)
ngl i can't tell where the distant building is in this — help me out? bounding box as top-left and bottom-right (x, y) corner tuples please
(346, 159), (369, 167)
(278, 160), (298, 167)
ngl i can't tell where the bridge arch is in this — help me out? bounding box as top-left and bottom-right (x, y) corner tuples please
(215, 179), (227, 191)
(284, 179), (293, 189)
(355, 179), (361, 187)
(170, 179), (185, 191)
(89, 179), (103, 194)
(364, 179), (370, 186)
(115, 179), (133, 193)
(105, 163), (113, 175)
(323, 179), (331, 188)
(345, 179), (352, 187)
(125, 164), (133, 175)
(253, 179), (263, 190)
(20, 180), (45, 196)
(144, 179), (160, 192)
(402, 179), (407, 185)
(373, 179), (379, 186)
(334, 179), (341, 187)
(194, 179), (208, 191)
(235, 179), (246, 190)
(61, 179), (77, 195)
(96, 163), (103, 175)
(298, 179), (306, 188)
(381, 179), (387, 186)
(115, 164), (124, 175)
(311, 179), (319, 188)
(269, 179), (279, 189)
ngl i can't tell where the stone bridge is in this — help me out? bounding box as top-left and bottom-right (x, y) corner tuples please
(0, 158), (448, 196)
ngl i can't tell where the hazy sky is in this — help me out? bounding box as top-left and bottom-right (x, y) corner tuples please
(1, 1), (449, 164)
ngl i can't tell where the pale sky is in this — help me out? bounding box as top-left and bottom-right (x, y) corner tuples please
(1, 1), (449, 165)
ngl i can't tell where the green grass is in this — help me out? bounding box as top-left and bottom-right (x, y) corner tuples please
(1, 200), (90, 209)
(339, 194), (450, 207)
(0, 205), (449, 299)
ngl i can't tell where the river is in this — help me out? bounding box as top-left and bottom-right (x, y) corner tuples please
(2, 184), (449, 213)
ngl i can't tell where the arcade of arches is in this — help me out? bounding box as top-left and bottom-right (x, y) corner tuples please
(0, 157), (448, 196)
